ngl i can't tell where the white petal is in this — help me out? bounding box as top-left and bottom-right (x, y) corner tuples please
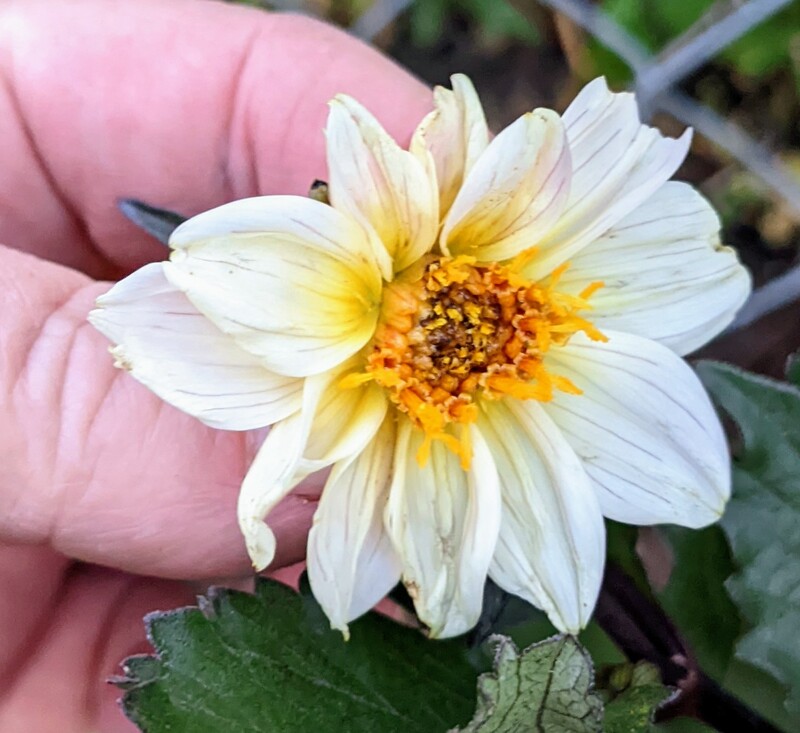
(544, 331), (730, 527)
(170, 195), (383, 274)
(441, 109), (570, 263)
(237, 371), (329, 569)
(384, 421), (501, 638)
(326, 95), (439, 274)
(307, 416), (401, 636)
(522, 78), (692, 280)
(164, 196), (382, 378)
(410, 74), (489, 218)
(560, 182), (751, 355)
(238, 366), (387, 570)
(479, 399), (605, 633)
(89, 263), (302, 429)
(300, 378), (389, 473)
(237, 414), (310, 571)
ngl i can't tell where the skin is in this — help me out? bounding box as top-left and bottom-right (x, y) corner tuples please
(0, 1), (431, 730)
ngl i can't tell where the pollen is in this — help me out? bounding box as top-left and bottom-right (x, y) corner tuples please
(343, 254), (606, 468)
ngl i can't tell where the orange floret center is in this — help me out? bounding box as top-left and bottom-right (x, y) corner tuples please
(342, 253), (606, 468)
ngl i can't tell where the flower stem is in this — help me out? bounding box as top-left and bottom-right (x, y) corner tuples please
(597, 563), (784, 733)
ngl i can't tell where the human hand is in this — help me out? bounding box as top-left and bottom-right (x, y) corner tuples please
(0, 1), (430, 730)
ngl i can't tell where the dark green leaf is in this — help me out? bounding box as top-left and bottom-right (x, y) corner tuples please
(119, 578), (476, 732)
(697, 361), (800, 717)
(658, 525), (740, 681)
(455, 635), (603, 732)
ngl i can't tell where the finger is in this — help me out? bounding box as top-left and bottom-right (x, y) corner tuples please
(0, 4), (432, 576)
(0, 0), (431, 278)
(0, 557), (193, 733)
(0, 543), (70, 682)
(0, 245), (319, 577)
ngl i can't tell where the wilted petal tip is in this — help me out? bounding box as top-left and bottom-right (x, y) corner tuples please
(241, 518), (276, 572)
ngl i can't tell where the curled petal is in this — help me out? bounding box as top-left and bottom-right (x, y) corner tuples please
(479, 400), (605, 633)
(89, 263), (301, 429)
(238, 413), (312, 571)
(165, 196), (383, 378)
(441, 109), (570, 263)
(560, 182), (751, 355)
(523, 78), (692, 279)
(327, 95), (439, 274)
(307, 416), (400, 636)
(544, 331), (730, 528)
(384, 421), (501, 638)
(411, 74), (489, 218)
(238, 365), (387, 570)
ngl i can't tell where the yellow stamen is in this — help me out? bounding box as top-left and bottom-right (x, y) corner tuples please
(509, 246), (539, 272)
(579, 280), (605, 300)
(343, 255), (604, 465)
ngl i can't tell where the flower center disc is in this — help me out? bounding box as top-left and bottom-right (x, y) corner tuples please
(345, 255), (604, 467)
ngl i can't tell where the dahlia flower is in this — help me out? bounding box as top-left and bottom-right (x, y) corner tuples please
(90, 75), (750, 638)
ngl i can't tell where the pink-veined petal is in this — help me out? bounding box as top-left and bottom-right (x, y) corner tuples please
(410, 73), (489, 219)
(384, 420), (501, 638)
(165, 195), (383, 378)
(522, 78), (692, 280)
(479, 399), (605, 633)
(326, 95), (439, 274)
(441, 109), (570, 263)
(560, 182), (750, 355)
(307, 416), (400, 636)
(89, 263), (302, 430)
(544, 331), (730, 527)
(238, 364), (387, 570)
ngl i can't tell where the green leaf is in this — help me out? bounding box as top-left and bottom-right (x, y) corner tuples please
(601, 662), (672, 733)
(593, 0), (798, 81)
(658, 525), (740, 681)
(604, 685), (666, 733)
(409, 0), (448, 47)
(697, 361), (800, 717)
(455, 635), (603, 732)
(585, 0), (657, 84)
(461, 0), (539, 46)
(119, 578), (477, 732)
(719, 4), (800, 78)
(653, 0), (712, 38)
(722, 658), (796, 731)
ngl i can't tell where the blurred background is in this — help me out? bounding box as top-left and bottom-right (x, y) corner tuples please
(237, 0), (800, 378)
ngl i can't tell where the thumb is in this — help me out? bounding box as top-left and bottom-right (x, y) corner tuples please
(0, 244), (318, 577)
